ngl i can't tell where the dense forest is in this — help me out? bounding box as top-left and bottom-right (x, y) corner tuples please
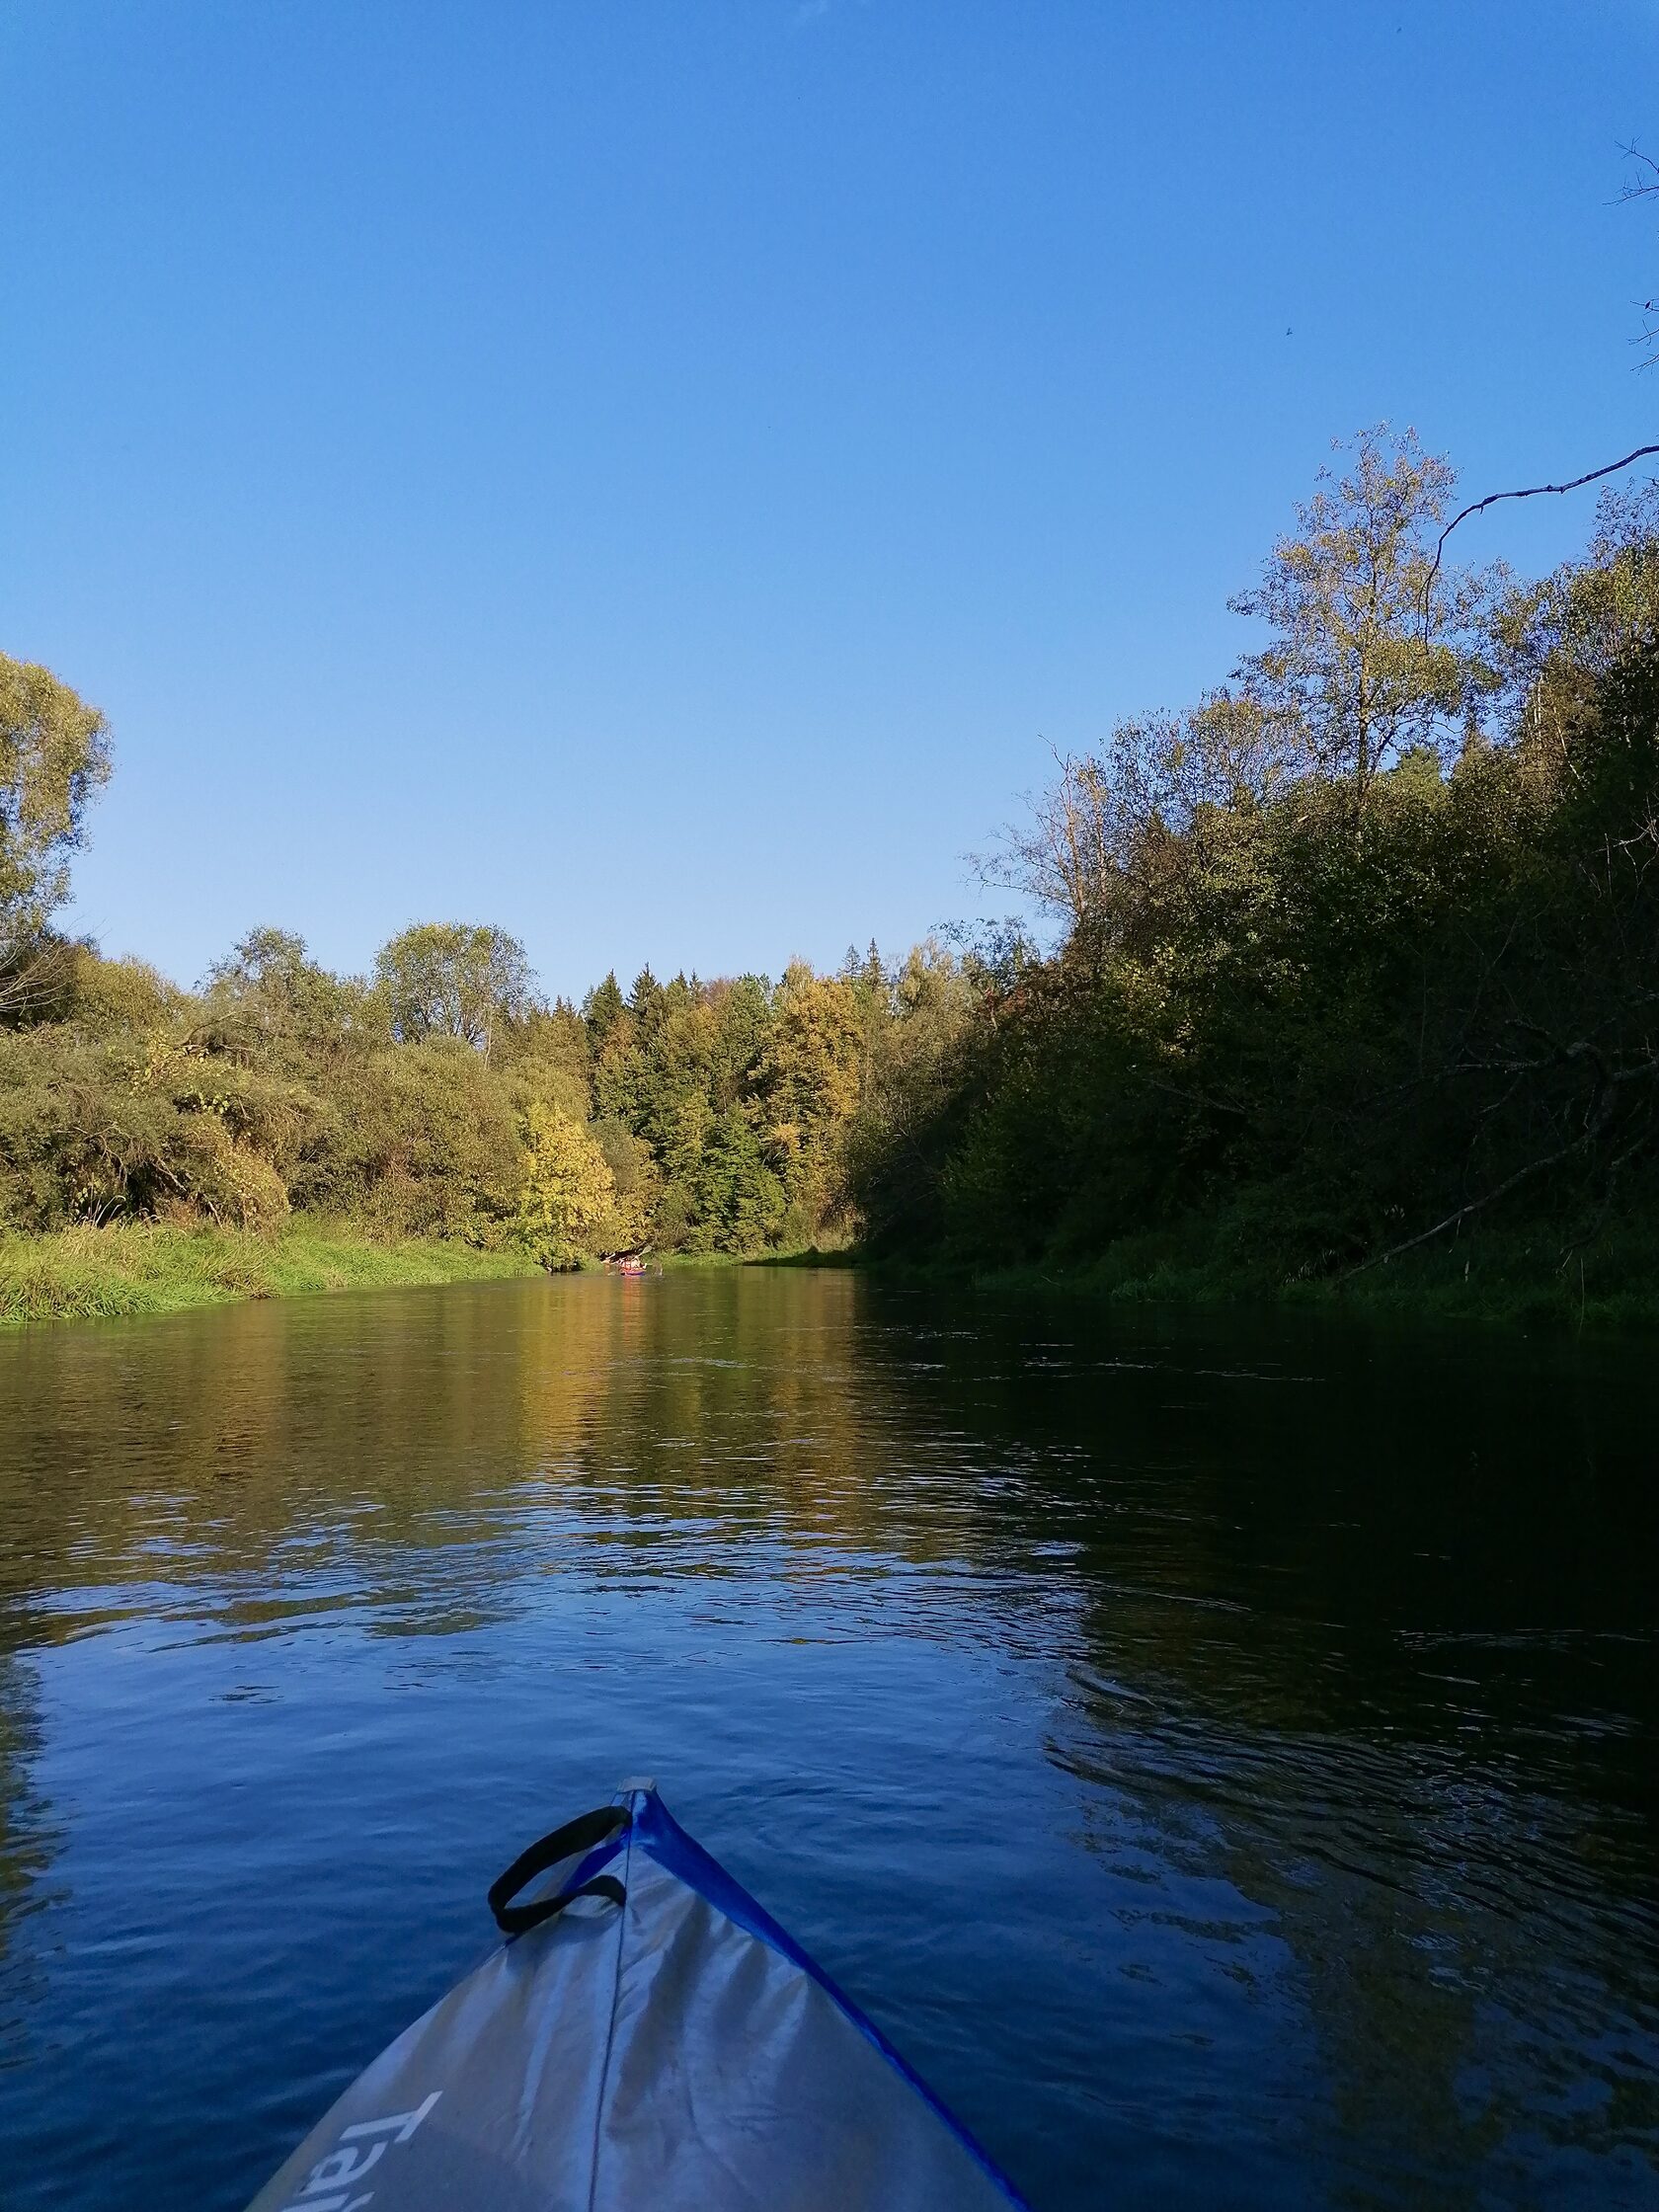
(5, 426), (1659, 1313)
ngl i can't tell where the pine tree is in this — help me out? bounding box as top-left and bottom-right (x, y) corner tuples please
(583, 971), (626, 1045)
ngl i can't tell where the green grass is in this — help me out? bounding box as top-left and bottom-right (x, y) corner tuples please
(868, 1210), (1659, 1336)
(655, 1236), (855, 1272)
(0, 1220), (538, 1326)
(12, 1210), (1651, 1337)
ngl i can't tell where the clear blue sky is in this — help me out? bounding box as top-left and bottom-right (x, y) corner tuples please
(4, 1), (1656, 998)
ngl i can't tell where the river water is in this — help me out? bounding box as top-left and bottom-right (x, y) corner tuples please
(0, 1270), (1653, 2209)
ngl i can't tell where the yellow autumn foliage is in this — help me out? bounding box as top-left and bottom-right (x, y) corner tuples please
(514, 1100), (615, 1269)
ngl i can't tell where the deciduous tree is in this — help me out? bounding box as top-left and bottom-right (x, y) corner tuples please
(375, 923), (537, 1057)
(1227, 427), (1496, 803)
(0, 653), (111, 1019)
(514, 1100), (615, 1268)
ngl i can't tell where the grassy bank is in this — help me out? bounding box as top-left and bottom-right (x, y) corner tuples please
(8, 1214), (1649, 1336)
(0, 1220), (538, 1326)
(870, 1211), (1659, 1336)
(659, 1236), (854, 1272)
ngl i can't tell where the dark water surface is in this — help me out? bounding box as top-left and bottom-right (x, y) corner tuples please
(0, 1270), (1654, 2210)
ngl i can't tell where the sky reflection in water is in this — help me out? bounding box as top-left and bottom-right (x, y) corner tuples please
(0, 1270), (1654, 2210)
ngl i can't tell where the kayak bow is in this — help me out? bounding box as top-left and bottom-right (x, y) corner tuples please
(245, 1780), (1030, 2211)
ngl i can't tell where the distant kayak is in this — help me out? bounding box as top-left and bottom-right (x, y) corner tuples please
(245, 1781), (1028, 2210)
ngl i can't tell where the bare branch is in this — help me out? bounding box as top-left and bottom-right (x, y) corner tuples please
(1338, 1130), (1597, 1282)
(0, 935), (79, 1024)
(1423, 446), (1659, 625)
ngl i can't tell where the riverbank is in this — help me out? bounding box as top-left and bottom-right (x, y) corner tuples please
(872, 1211), (1659, 1335)
(7, 1214), (1650, 1335)
(0, 1221), (538, 1325)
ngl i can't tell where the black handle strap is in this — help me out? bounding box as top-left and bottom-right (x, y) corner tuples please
(488, 1804), (631, 1936)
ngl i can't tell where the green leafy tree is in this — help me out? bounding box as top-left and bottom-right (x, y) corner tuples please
(374, 923), (538, 1058)
(0, 654), (110, 936)
(591, 1117), (660, 1252)
(0, 653), (112, 1019)
(514, 1099), (615, 1268)
(202, 927), (369, 1065)
(501, 999), (592, 1122)
(1227, 426), (1496, 803)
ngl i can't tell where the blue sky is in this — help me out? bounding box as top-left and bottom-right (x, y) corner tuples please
(4, 0), (1657, 998)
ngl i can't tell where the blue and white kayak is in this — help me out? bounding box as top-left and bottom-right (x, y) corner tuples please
(246, 1780), (1030, 2211)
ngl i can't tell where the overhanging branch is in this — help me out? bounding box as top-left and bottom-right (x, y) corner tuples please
(1418, 442), (1659, 641)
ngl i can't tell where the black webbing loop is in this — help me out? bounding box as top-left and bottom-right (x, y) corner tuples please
(488, 1805), (631, 1936)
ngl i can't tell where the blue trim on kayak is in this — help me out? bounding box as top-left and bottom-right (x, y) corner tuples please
(559, 1826), (629, 1895)
(628, 1787), (1030, 2210)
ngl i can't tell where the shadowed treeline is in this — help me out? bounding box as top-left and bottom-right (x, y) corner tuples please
(844, 445), (1659, 1325)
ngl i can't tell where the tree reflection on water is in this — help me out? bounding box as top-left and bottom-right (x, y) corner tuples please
(0, 1272), (1653, 2209)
